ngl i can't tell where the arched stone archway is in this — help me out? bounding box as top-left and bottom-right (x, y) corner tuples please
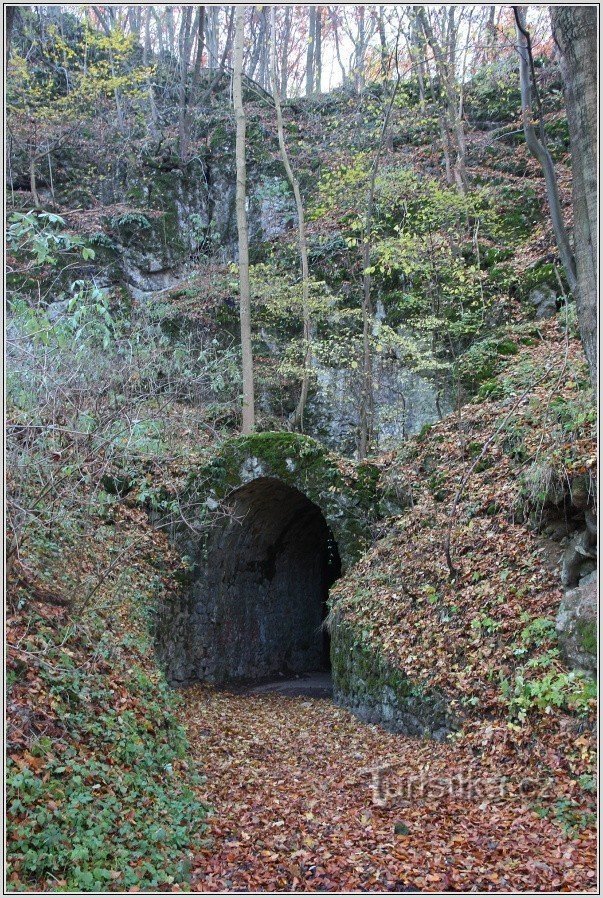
(195, 477), (340, 681)
(156, 433), (382, 685)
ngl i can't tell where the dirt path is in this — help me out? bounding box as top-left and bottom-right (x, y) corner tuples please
(182, 686), (596, 892)
(244, 672), (333, 699)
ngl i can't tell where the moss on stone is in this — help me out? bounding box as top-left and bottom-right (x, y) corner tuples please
(577, 620), (597, 656)
(329, 618), (453, 736)
(495, 339), (519, 356)
(180, 432), (384, 570)
(331, 621), (417, 698)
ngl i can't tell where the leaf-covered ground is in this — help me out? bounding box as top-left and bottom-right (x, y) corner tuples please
(183, 686), (596, 892)
(333, 315), (596, 716)
(6, 315), (596, 892)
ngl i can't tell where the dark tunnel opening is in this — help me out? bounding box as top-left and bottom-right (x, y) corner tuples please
(204, 477), (341, 683)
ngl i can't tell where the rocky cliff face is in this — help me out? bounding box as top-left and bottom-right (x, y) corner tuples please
(87, 143), (448, 452)
(100, 149), (297, 300)
(307, 358), (452, 453)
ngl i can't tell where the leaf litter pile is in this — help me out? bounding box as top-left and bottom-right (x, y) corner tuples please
(184, 686), (595, 892)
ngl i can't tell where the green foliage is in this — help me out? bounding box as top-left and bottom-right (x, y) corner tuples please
(310, 160), (511, 389)
(6, 251), (240, 573)
(7, 686), (204, 890)
(549, 394), (596, 433)
(491, 186), (543, 242)
(8, 210), (88, 264)
(6, 536), (207, 892)
(532, 797), (597, 838)
(577, 621), (597, 657)
(309, 155), (371, 223)
(109, 212), (152, 231)
(458, 334), (519, 393)
(520, 616), (557, 646)
(576, 773), (597, 793)
(500, 663), (596, 723)
(7, 20), (152, 136)
(471, 613), (502, 635)
(464, 61), (521, 122)
(7, 211), (92, 303)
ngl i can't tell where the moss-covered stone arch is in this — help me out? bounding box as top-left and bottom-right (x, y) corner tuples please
(188, 432), (381, 570)
(156, 433), (382, 685)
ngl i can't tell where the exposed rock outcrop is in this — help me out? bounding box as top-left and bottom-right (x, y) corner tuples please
(529, 286), (558, 320)
(556, 570), (597, 676)
(561, 527), (597, 587)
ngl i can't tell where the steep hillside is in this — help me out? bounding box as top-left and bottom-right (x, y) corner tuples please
(329, 311), (596, 829)
(334, 315), (596, 707)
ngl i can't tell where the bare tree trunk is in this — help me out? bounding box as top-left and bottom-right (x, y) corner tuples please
(192, 6), (205, 83)
(29, 149), (40, 208)
(280, 6), (292, 98)
(455, 7), (474, 181)
(143, 7), (159, 135)
(270, 7), (312, 430)
(485, 5), (497, 63)
(92, 5), (112, 36)
(306, 6), (316, 95)
(207, 5), (219, 72)
(258, 7), (270, 89)
(440, 119), (453, 184)
(6, 6), (18, 62)
(200, 6), (234, 104)
(378, 6), (388, 80)
(178, 6), (194, 160)
(550, 6), (597, 386)
(407, 10), (426, 107)
(153, 8), (165, 60)
(47, 150), (55, 202)
(358, 56), (402, 459)
(513, 8), (577, 294)
(248, 9), (266, 82)
(166, 6), (176, 58)
(315, 7), (322, 93)
(127, 6), (141, 38)
(143, 8), (151, 66)
(330, 7), (348, 86)
(417, 6), (467, 193)
(182, 7), (205, 153)
(355, 5), (366, 93)
(233, 5), (255, 434)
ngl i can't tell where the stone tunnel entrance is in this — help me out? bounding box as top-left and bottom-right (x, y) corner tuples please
(206, 477), (341, 681)
(155, 433), (381, 687)
(154, 433), (452, 735)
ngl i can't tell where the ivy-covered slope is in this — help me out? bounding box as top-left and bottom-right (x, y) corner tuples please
(6, 502), (209, 892)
